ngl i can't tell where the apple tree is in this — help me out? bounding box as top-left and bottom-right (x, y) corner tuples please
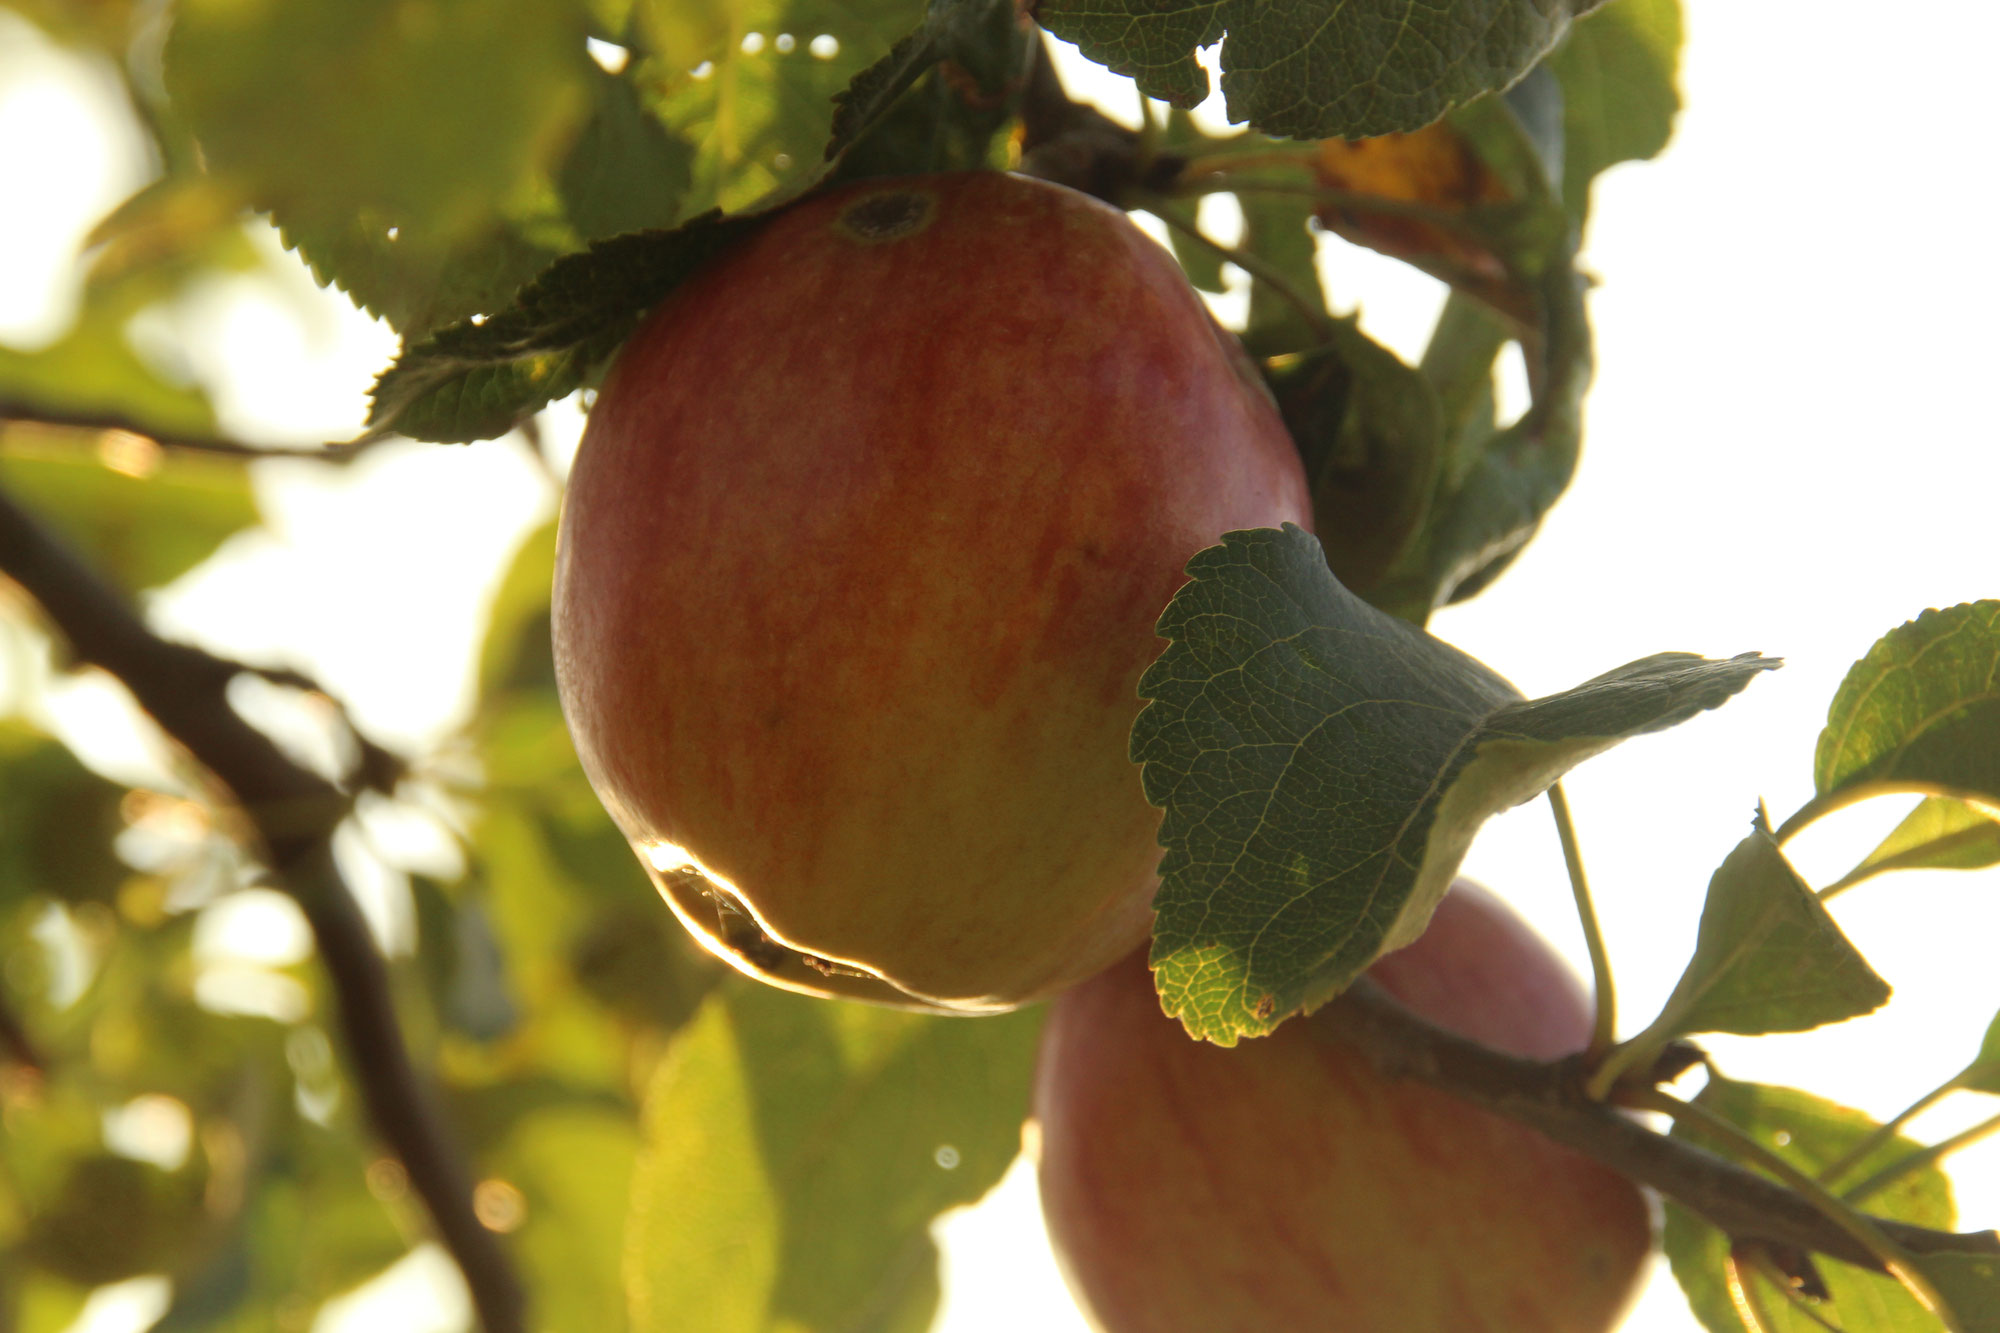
(1, 0), (1998, 1330)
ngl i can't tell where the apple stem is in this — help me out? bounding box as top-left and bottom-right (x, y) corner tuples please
(1629, 1086), (1963, 1330)
(1547, 783), (1617, 1062)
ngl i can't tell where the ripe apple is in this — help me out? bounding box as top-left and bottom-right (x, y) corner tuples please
(1033, 881), (1653, 1332)
(551, 171), (1311, 1011)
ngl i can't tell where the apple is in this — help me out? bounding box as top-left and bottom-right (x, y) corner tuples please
(551, 171), (1311, 1011)
(1033, 881), (1653, 1332)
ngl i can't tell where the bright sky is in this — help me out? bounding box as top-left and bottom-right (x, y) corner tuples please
(3, 2), (1999, 1331)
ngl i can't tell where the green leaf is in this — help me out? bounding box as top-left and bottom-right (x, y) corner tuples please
(490, 1107), (640, 1333)
(367, 210), (765, 442)
(627, 983), (1041, 1333)
(1833, 797), (2000, 894)
(1815, 602), (2000, 811)
(1916, 1252), (2000, 1333)
(477, 521), (561, 698)
(1040, 0), (1606, 139)
(164, 0), (596, 337)
(826, 29), (944, 160)
(0, 313), (217, 446)
(18, 1154), (208, 1287)
(1236, 187), (1323, 358)
(1546, 0), (1683, 224)
(0, 441), (257, 589)
(1665, 1078), (1957, 1333)
(3, 1269), (88, 1333)
(1265, 321), (1444, 595)
(556, 65), (698, 241)
(276, 213), (564, 347)
(1292, 94), (1593, 620)
(631, 0), (918, 213)
(1959, 1008), (2000, 1096)
(1642, 818), (1891, 1044)
(159, 1112), (414, 1331)
(1371, 252), (1592, 620)
(0, 724), (128, 910)
(1134, 524), (1776, 1042)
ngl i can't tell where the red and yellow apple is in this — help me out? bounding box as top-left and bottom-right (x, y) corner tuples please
(551, 171), (1311, 1011)
(1033, 881), (1654, 1331)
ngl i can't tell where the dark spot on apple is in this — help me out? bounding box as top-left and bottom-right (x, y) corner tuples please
(835, 190), (936, 244)
(1252, 992), (1277, 1021)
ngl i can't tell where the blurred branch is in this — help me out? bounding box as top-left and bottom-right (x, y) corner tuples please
(0, 399), (377, 462)
(0, 483), (525, 1333)
(1320, 981), (2000, 1273)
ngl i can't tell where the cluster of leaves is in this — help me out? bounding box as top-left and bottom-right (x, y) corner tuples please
(5, 0), (2000, 1330)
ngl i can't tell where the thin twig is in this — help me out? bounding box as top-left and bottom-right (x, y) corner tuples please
(0, 484), (524, 1333)
(1317, 981), (2000, 1275)
(1, 400), (375, 462)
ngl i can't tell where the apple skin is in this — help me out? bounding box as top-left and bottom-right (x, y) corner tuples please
(1033, 881), (1654, 1332)
(551, 172), (1311, 1011)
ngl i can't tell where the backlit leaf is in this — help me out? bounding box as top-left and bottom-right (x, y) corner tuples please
(1665, 1078), (1956, 1333)
(1815, 602), (2000, 810)
(1960, 1008), (2000, 1096)
(1916, 1251), (2000, 1333)
(1645, 818), (1891, 1042)
(627, 982), (1040, 1333)
(1832, 796), (2000, 894)
(1546, 0), (1683, 223)
(631, 0), (916, 214)
(492, 1107), (639, 1333)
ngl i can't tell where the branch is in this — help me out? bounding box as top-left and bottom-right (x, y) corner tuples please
(1317, 981), (2000, 1273)
(0, 484), (525, 1333)
(1, 399), (378, 462)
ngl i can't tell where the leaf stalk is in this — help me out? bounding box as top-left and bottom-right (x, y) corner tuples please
(1547, 782), (1616, 1061)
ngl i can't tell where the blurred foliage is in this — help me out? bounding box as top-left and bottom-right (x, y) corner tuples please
(0, 437), (256, 590)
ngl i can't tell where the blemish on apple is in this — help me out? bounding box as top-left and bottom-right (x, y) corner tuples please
(834, 190), (937, 245)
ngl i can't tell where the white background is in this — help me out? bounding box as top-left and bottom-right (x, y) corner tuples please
(3, 1), (1999, 1330)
